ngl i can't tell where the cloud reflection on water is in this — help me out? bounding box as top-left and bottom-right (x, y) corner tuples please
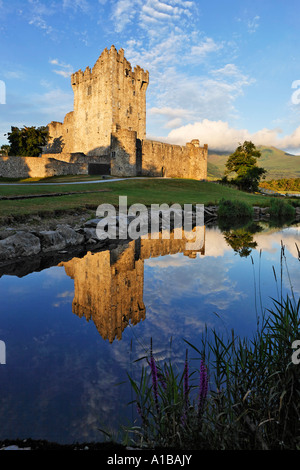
(0, 222), (298, 444)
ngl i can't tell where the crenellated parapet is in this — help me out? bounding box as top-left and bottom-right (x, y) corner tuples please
(43, 45), (207, 180)
(71, 45), (149, 89)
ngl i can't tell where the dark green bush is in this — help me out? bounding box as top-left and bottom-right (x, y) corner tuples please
(269, 198), (295, 220)
(217, 199), (254, 221)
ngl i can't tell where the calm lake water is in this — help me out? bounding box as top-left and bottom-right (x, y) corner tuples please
(0, 221), (299, 444)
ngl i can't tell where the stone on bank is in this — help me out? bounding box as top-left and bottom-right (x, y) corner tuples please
(0, 231), (41, 261)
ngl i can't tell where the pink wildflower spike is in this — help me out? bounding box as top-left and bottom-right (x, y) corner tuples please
(198, 358), (208, 410)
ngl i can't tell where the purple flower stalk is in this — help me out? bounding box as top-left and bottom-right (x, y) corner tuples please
(198, 358), (208, 411)
(181, 349), (189, 426)
(149, 340), (160, 413)
(184, 349), (189, 403)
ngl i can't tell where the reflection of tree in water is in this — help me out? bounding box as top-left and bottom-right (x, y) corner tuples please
(223, 228), (258, 258)
(296, 243), (300, 261)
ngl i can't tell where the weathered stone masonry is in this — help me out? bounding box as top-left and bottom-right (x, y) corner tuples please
(0, 155), (86, 178)
(44, 45), (208, 180)
(45, 46), (149, 159)
(0, 46), (207, 179)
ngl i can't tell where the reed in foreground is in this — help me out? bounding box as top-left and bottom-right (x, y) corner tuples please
(126, 293), (300, 450)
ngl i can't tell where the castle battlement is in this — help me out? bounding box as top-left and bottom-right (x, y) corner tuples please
(45, 46), (207, 180)
(71, 45), (149, 89)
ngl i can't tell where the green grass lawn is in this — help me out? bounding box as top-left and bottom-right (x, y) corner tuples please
(0, 177), (291, 220)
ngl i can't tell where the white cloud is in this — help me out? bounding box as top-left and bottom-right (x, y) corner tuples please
(112, 0), (195, 34)
(118, 2), (250, 133)
(164, 119), (300, 152)
(52, 290), (74, 308)
(247, 15), (260, 34)
(146, 63), (253, 131)
(212, 63), (254, 91)
(53, 70), (72, 78)
(139, 0), (193, 26)
(164, 117), (183, 128)
(49, 59), (74, 78)
(27, 0), (55, 34)
(111, 0), (141, 33)
(145, 252), (245, 312)
(126, 31), (189, 69)
(213, 63), (241, 76)
(235, 13), (260, 34)
(62, 0), (90, 12)
(28, 15), (53, 34)
(2, 70), (25, 80)
(150, 106), (194, 118)
(165, 119), (247, 149)
(279, 126), (300, 150)
(190, 37), (223, 59)
(255, 228), (300, 261)
(33, 88), (73, 117)
(142, 3), (175, 21)
(27, 0), (50, 16)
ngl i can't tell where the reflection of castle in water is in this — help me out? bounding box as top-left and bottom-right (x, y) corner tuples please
(60, 227), (205, 343)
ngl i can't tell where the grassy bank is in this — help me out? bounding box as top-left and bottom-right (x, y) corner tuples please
(0, 177), (286, 221)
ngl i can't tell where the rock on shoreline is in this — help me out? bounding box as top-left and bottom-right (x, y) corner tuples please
(0, 204), (299, 265)
(0, 206), (206, 265)
(0, 231), (41, 261)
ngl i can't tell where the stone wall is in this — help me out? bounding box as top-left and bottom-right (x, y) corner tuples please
(110, 128), (138, 176)
(42, 152), (110, 164)
(141, 139), (207, 180)
(45, 121), (64, 153)
(0, 155), (88, 178)
(109, 129), (207, 179)
(0, 138), (207, 179)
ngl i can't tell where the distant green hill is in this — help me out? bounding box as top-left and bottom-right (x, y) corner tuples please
(207, 146), (300, 180)
(207, 161), (224, 179)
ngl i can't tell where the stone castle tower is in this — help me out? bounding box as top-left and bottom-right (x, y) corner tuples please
(71, 45), (149, 154)
(44, 45), (208, 180)
(47, 45), (149, 157)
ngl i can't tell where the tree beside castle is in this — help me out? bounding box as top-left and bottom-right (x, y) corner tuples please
(5, 125), (49, 157)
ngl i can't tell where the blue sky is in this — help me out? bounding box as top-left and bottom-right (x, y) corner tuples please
(0, 0), (300, 153)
